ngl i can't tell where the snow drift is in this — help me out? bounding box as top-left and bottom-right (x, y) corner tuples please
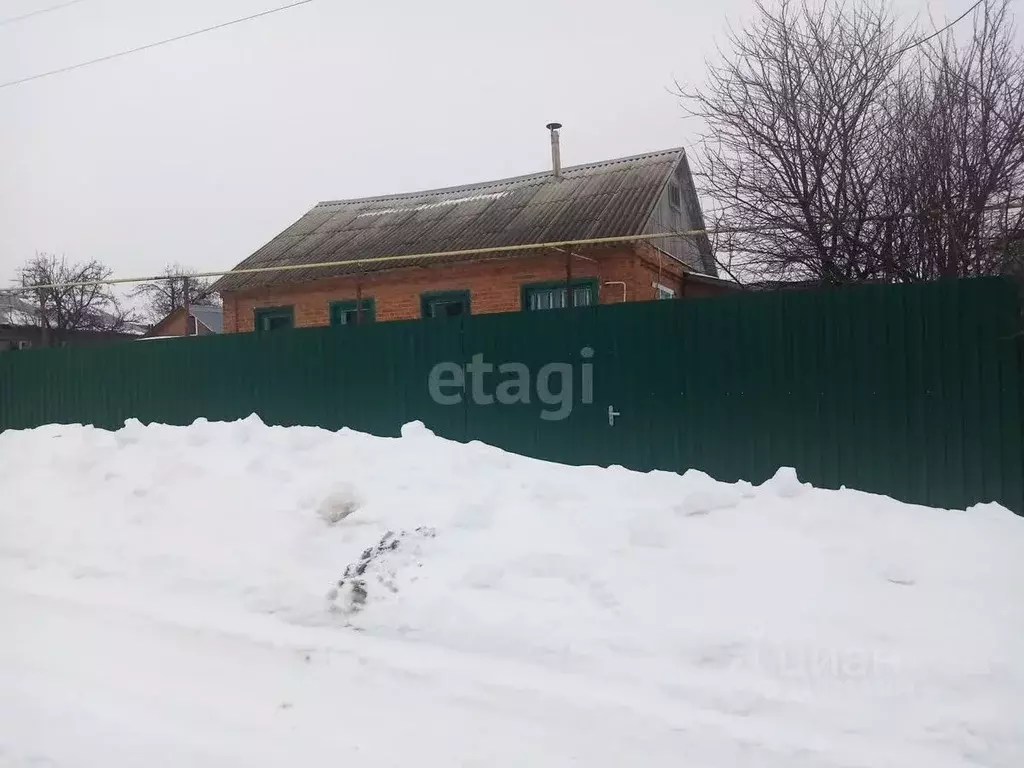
(1, 416), (1023, 767)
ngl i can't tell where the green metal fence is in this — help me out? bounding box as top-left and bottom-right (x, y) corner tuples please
(1, 277), (1021, 512)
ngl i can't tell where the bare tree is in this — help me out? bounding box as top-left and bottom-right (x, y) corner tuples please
(881, 0), (1024, 280)
(680, 0), (911, 284)
(681, 0), (1024, 284)
(131, 264), (217, 323)
(17, 253), (136, 345)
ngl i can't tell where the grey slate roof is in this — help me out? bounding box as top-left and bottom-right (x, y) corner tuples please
(213, 148), (694, 293)
(190, 305), (223, 334)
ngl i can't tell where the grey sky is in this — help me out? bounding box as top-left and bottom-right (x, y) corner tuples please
(0, 0), (985, 285)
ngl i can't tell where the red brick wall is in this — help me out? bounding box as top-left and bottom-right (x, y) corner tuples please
(147, 310), (216, 337)
(634, 244), (738, 300)
(635, 244), (687, 301)
(219, 246), (736, 333)
(149, 310), (190, 337)
(223, 249), (655, 333)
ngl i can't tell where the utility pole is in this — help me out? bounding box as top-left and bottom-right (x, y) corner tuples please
(182, 274), (191, 337)
(356, 275), (363, 325)
(38, 289), (49, 347)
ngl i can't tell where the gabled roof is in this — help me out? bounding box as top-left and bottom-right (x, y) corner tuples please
(143, 304), (223, 337)
(190, 305), (223, 334)
(212, 148), (691, 293)
(1, 294), (145, 334)
(0, 295), (39, 326)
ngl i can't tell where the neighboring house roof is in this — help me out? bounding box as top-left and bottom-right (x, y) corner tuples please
(143, 304), (223, 338)
(1, 293), (145, 334)
(190, 305), (223, 333)
(213, 148), (712, 293)
(0, 295), (39, 326)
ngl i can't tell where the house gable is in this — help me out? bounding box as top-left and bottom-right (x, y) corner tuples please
(143, 305), (223, 338)
(642, 152), (716, 276)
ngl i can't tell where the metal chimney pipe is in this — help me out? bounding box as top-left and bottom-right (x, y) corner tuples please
(546, 122), (562, 178)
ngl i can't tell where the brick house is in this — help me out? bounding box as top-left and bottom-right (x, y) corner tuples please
(142, 305), (223, 339)
(212, 142), (733, 333)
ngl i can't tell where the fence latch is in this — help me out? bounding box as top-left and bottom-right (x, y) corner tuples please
(608, 405), (620, 426)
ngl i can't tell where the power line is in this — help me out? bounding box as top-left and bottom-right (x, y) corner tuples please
(3, 199), (1021, 293)
(0, 0), (85, 27)
(895, 0), (986, 56)
(0, 0), (314, 90)
(0, 233), (696, 292)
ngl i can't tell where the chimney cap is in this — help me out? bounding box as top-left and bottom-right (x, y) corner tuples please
(546, 122), (562, 131)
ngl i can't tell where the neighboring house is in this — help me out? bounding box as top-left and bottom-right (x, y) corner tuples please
(0, 295), (138, 351)
(212, 142), (735, 333)
(0, 295), (38, 351)
(143, 305), (223, 339)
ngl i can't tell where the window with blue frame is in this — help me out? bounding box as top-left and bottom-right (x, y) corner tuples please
(421, 290), (471, 319)
(521, 279), (597, 310)
(330, 298), (376, 326)
(253, 306), (294, 333)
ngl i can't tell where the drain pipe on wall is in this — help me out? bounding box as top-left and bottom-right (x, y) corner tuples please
(355, 278), (364, 324)
(566, 244), (573, 306)
(566, 250), (596, 265)
(554, 243), (628, 305)
(556, 247), (629, 304)
(604, 281), (627, 303)
(556, 247), (601, 305)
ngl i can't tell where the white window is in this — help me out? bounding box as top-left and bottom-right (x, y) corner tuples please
(15, 340), (32, 350)
(654, 282), (676, 300)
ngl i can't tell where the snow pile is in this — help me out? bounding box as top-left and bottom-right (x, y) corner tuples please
(2, 416), (1023, 767)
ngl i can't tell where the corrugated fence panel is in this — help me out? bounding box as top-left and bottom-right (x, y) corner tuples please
(0, 277), (1021, 513)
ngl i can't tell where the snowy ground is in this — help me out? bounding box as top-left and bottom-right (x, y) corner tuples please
(1, 417), (1022, 767)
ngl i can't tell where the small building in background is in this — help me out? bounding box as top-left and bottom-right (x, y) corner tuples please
(1, 295), (140, 351)
(142, 305), (223, 339)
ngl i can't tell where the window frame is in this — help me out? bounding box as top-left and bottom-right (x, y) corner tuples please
(329, 298), (376, 326)
(520, 278), (599, 311)
(668, 182), (682, 211)
(420, 290), (471, 319)
(653, 282), (676, 300)
(253, 305), (295, 333)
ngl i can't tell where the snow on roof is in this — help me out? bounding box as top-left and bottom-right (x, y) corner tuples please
(0, 294), (40, 327)
(1, 293), (146, 335)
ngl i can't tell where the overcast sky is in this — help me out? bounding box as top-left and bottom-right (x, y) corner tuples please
(0, 0), (995, 285)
